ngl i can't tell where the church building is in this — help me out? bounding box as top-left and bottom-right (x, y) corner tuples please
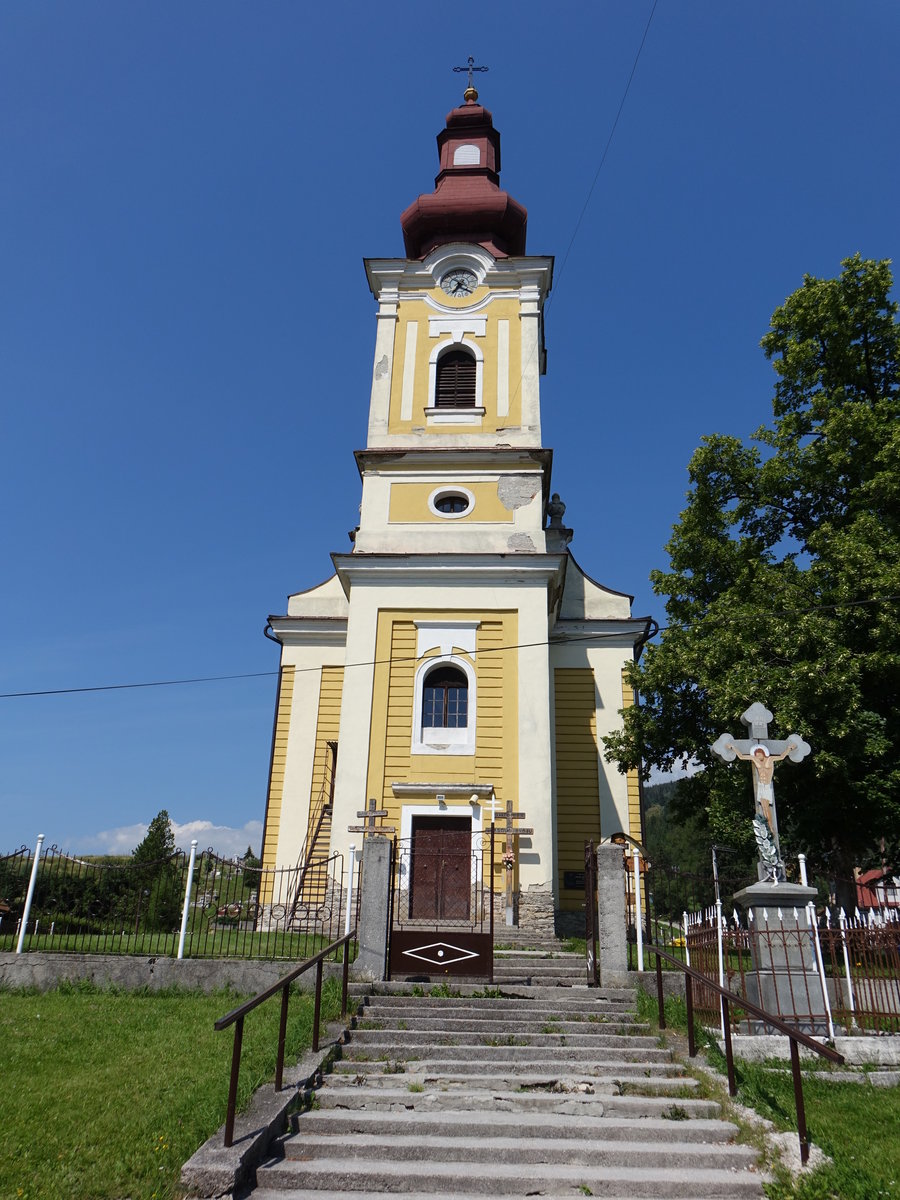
(260, 83), (651, 933)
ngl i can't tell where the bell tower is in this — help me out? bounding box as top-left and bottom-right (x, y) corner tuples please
(261, 82), (651, 936)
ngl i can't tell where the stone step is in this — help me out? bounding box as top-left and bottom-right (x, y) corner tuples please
(351, 981), (624, 1000)
(359, 991), (637, 1010)
(324, 1070), (694, 1094)
(357, 1011), (641, 1030)
(346, 1029), (660, 1049)
(286, 1107), (743, 1144)
(277, 1130), (757, 1172)
(338, 1044), (677, 1066)
(254, 1155), (763, 1196)
(254, 1192), (746, 1200)
(312, 1084), (720, 1119)
(336, 1060), (686, 1080)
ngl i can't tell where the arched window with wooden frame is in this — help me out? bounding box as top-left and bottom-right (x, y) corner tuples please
(435, 347), (477, 409)
(422, 664), (469, 729)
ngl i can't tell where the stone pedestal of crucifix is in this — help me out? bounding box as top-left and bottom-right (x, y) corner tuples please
(712, 703), (828, 1033)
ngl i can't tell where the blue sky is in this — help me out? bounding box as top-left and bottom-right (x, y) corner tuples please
(1, 2), (897, 856)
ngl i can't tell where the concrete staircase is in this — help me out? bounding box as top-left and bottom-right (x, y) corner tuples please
(250, 949), (763, 1198)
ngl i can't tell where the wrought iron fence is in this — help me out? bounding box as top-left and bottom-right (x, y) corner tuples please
(624, 847), (755, 971)
(680, 899), (899, 1034)
(820, 908), (900, 1033)
(1, 841), (359, 961)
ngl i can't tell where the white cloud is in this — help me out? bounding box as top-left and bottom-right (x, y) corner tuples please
(78, 819), (264, 859)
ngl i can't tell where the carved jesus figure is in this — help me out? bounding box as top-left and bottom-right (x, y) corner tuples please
(727, 742), (793, 833)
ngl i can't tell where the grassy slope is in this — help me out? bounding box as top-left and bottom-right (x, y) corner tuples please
(637, 988), (900, 1200)
(0, 979), (341, 1200)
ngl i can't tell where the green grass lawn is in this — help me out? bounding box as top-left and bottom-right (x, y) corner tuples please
(737, 1061), (900, 1200)
(0, 978), (343, 1200)
(637, 987), (900, 1200)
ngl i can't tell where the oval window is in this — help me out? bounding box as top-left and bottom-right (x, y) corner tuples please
(434, 493), (470, 515)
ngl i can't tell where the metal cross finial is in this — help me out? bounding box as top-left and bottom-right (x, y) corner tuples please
(452, 56), (489, 92)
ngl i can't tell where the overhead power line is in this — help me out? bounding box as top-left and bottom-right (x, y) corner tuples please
(2, 592), (897, 701)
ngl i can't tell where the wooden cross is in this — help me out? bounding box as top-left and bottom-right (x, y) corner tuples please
(348, 797), (396, 836)
(452, 55), (489, 92)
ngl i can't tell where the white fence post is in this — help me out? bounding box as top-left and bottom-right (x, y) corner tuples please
(345, 843), (357, 936)
(177, 840), (199, 960)
(16, 833), (44, 954)
(797, 855), (834, 1039)
(715, 898), (726, 1038)
(838, 907), (857, 1023)
(632, 845), (643, 971)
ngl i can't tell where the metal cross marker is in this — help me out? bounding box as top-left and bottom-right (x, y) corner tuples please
(491, 799), (532, 926)
(493, 798), (533, 842)
(711, 703), (811, 882)
(452, 56), (489, 92)
(348, 797), (395, 836)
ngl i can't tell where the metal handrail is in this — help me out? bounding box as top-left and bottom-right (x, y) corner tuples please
(646, 942), (844, 1164)
(214, 930), (356, 1147)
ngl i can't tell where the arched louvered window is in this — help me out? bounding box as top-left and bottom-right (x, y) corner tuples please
(422, 665), (469, 729)
(435, 348), (477, 409)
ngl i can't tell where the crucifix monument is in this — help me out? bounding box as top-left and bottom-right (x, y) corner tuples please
(712, 703), (827, 1033)
(711, 702), (810, 881)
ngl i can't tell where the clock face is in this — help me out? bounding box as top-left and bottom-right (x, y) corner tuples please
(440, 269), (478, 297)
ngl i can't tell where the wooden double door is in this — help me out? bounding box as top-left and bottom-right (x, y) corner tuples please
(409, 816), (472, 921)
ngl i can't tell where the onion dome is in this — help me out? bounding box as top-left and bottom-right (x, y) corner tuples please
(400, 90), (527, 259)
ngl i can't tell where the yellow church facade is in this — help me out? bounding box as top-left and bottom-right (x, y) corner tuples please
(260, 91), (650, 932)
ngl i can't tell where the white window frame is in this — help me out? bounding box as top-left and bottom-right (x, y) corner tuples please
(412, 654), (477, 756)
(428, 485), (476, 519)
(426, 336), (484, 425)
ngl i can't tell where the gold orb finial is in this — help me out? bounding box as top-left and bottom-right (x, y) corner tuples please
(464, 85), (479, 103)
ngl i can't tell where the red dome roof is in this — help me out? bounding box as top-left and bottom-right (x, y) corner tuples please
(400, 98), (527, 259)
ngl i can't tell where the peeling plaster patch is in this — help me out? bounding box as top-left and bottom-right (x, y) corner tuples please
(498, 475), (541, 510)
(507, 533), (536, 551)
(374, 355), (390, 380)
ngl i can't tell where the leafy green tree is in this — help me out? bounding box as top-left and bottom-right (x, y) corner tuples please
(604, 255), (900, 882)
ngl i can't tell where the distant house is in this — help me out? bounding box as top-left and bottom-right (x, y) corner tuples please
(855, 867), (900, 910)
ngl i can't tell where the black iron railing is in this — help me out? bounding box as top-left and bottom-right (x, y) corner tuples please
(647, 942), (844, 1164)
(213, 931), (356, 1147)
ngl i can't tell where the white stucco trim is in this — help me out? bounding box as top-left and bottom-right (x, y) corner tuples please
(427, 337), (484, 413)
(425, 487), (476, 519)
(497, 319), (509, 418)
(424, 407), (486, 427)
(411, 652), (477, 756)
(394, 800), (484, 891)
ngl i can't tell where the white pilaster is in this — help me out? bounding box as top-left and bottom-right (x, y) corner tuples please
(497, 319), (509, 418)
(367, 288), (399, 443)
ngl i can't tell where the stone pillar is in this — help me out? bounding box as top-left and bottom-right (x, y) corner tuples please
(354, 838), (392, 981)
(596, 843), (628, 979)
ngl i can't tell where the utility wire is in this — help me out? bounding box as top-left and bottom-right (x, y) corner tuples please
(548, 0), (659, 306)
(2, 592), (897, 700)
